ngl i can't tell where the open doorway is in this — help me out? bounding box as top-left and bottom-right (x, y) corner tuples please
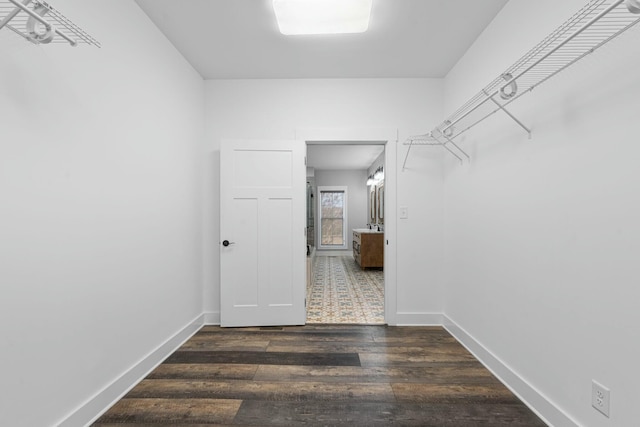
(305, 143), (385, 324)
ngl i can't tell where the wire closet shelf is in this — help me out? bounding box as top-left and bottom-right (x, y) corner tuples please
(403, 0), (640, 167)
(0, 0), (99, 47)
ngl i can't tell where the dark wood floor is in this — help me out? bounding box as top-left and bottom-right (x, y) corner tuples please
(93, 325), (546, 426)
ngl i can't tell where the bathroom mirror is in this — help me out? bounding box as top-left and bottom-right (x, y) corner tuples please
(369, 187), (376, 224)
(377, 182), (384, 224)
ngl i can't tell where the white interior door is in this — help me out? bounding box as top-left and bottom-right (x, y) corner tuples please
(220, 139), (306, 327)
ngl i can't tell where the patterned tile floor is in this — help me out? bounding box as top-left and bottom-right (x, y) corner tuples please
(307, 256), (384, 324)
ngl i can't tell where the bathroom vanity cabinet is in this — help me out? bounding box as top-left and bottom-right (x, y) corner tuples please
(352, 229), (384, 268)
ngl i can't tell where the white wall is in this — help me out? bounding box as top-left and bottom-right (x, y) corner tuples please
(0, 1), (205, 425)
(204, 78), (445, 323)
(314, 169), (368, 251)
(443, 1), (640, 426)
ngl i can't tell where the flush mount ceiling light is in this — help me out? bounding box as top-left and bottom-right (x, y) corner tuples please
(272, 0), (373, 35)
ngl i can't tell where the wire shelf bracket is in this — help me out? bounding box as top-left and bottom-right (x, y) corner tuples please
(0, 0), (100, 47)
(403, 0), (640, 169)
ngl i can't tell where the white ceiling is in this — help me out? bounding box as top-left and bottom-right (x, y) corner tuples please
(133, 1), (507, 171)
(134, 0), (508, 79)
(307, 144), (384, 170)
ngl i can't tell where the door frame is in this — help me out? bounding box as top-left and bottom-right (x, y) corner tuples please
(296, 128), (398, 325)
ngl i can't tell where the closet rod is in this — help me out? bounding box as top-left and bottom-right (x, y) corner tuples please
(0, 0), (23, 29)
(6, 0), (74, 45)
(440, 0), (625, 137)
(0, 0), (100, 47)
(403, 0), (640, 167)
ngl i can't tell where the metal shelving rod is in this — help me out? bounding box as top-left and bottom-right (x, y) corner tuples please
(402, 0), (640, 166)
(442, 144), (464, 163)
(0, 0), (28, 30)
(440, 0), (624, 137)
(0, 0), (100, 47)
(402, 141), (414, 171)
(493, 0), (625, 102)
(8, 0), (74, 45)
(484, 90), (531, 138)
(441, 135), (470, 162)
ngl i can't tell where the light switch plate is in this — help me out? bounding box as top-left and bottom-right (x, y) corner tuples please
(399, 206), (408, 219)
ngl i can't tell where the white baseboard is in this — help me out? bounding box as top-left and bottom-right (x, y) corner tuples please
(205, 310), (436, 327)
(442, 315), (578, 427)
(203, 311), (221, 325)
(393, 312), (444, 326)
(58, 313), (205, 427)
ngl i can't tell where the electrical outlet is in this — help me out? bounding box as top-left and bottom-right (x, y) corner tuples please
(592, 380), (610, 417)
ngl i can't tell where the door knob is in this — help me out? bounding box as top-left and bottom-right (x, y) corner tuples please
(222, 240), (235, 247)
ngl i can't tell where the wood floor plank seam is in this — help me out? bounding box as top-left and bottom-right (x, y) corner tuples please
(165, 350), (362, 367)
